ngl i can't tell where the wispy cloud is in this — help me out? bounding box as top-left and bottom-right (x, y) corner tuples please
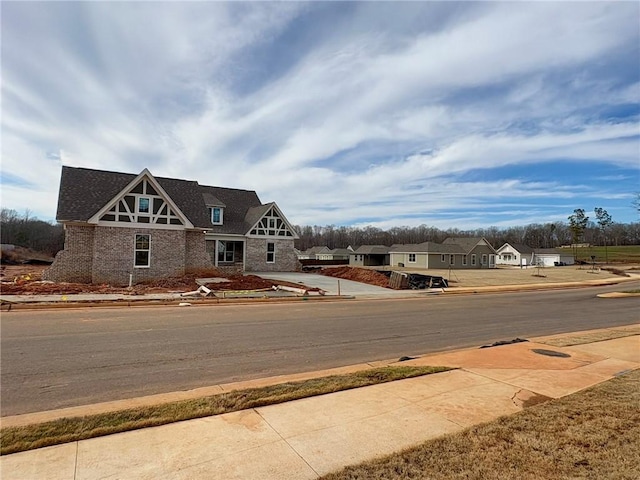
(2, 2), (638, 227)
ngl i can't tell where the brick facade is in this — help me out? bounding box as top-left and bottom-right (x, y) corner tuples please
(244, 238), (299, 272)
(185, 231), (214, 273)
(45, 225), (213, 285)
(43, 225), (95, 283)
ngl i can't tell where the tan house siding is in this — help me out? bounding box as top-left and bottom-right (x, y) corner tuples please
(43, 225), (95, 283)
(245, 238), (298, 272)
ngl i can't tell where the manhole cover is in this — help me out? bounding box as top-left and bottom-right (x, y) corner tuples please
(531, 348), (571, 358)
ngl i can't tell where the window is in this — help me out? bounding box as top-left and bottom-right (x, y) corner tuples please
(441, 254), (446, 262)
(210, 207), (223, 225)
(266, 242), (275, 263)
(471, 254), (476, 266)
(138, 197), (150, 213)
(134, 234), (150, 267)
(217, 241), (235, 262)
(462, 255), (467, 266)
(482, 254), (488, 266)
(450, 254), (455, 265)
(408, 253), (416, 263)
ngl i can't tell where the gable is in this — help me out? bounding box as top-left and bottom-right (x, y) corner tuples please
(247, 203), (298, 238)
(88, 170), (193, 229)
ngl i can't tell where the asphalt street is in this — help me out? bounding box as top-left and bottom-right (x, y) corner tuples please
(1, 282), (638, 416)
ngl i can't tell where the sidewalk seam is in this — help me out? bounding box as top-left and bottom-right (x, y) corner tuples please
(73, 441), (78, 480)
(253, 408), (320, 478)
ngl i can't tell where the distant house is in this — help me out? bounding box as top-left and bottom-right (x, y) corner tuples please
(496, 243), (535, 267)
(297, 246), (331, 260)
(390, 237), (497, 269)
(496, 244), (574, 267)
(442, 237), (497, 268)
(349, 245), (391, 266)
(532, 248), (575, 267)
(318, 247), (353, 261)
(44, 166), (299, 285)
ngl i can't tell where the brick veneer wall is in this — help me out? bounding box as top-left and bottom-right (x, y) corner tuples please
(44, 225), (213, 285)
(245, 238), (299, 272)
(43, 225), (95, 283)
(185, 231), (214, 272)
(93, 227), (185, 285)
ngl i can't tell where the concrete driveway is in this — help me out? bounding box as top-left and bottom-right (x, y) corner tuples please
(253, 272), (411, 297)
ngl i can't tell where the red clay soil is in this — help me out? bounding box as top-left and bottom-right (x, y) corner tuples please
(321, 266), (390, 288)
(0, 266), (317, 295)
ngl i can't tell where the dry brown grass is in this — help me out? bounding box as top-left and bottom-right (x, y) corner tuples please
(322, 369), (640, 480)
(0, 365), (450, 456)
(540, 326), (640, 347)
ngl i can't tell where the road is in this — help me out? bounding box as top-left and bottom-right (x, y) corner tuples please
(1, 283), (638, 416)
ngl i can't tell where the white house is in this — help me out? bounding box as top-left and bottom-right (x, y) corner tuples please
(496, 243), (535, 267)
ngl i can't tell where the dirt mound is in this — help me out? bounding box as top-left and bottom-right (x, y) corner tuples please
(321, 266), (390, 288)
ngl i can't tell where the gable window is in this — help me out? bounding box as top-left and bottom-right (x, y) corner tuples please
(138, 197), (150, 213)
(408, 253), (416, 263)
(266, 242), (275, 263)
(134, 234), (150, 267)
(210, 207), (223, 225)
(471, 254), (477, 266)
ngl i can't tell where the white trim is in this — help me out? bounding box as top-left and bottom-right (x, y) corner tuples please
(209, 206), (223, 225)
(408, 253), (416, 263)
(134, 233), (151, 268)
(88, 169), (194, 229)
(95, 221), (188, 231)
(266, 241), (275, 263)
(246, 202), (299, 239)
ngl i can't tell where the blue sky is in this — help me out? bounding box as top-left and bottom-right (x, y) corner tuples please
(2, 1), (639, 229)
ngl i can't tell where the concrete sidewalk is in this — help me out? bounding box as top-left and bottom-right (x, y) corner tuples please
(1, 326), (638, 480)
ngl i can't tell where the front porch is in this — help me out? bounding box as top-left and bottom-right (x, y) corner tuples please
(206, 239), (245, 275)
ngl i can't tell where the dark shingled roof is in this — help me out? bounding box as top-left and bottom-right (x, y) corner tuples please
(443, 237), (496, 254)
(390, 242), (465, 254)
(352, 245), (391, 255)
(56, 166), (263, 233)
(500, 243), (534, 254)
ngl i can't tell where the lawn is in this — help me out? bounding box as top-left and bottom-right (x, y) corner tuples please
(574, 245), (640, 264)
(321, 369), (640, 480)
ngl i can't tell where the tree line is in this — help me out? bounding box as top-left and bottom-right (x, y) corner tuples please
(294, 209), (640, 251)
(0, 209), (64, 255)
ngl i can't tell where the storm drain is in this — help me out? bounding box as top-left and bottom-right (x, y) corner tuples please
(531, 348), (571, 358)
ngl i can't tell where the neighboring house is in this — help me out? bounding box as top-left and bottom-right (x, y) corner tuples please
(297, 246), (331, 260)
(496, 243), (535, 267)
(390, 238), (496, 269)
(496, 244), (574, 267)
(390, 242), (466, 268)
(442, 237), (497, 268)
(349, 245), (391, 266)
(323, 247), (353, 261)
(532, 248), (575, 267)
(44, 166), (299, 285)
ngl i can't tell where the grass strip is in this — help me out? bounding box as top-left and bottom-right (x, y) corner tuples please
(321, 369), (640, 480)
(540, 328), (640, 347)
(0, 365), (451, 456)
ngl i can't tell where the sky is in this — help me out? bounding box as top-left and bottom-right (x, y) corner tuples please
(2, 1), (639, 230)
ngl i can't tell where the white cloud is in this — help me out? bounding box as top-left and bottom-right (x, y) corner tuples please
(1, 1), (638, 227)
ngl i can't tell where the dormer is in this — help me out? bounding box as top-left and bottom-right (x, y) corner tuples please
(203, 193), (226, 226)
